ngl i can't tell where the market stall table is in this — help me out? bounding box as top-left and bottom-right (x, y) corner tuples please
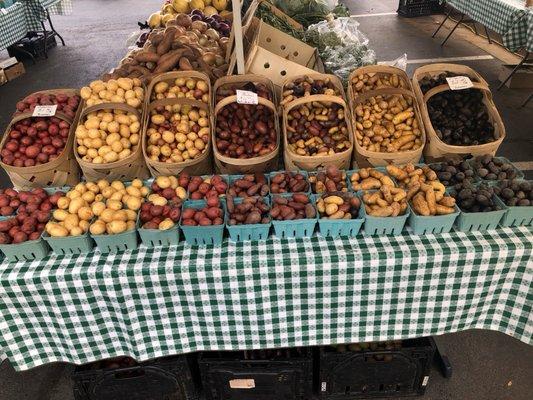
(435, 1), (533, 89)
(0, 2), (28, 51)
(0, 227), (531, 371)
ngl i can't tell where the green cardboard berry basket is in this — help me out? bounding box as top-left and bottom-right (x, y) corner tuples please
(0, 237), (50, 263)
(268, 170), (310, 194)
(270, 193), (317, 238)
(91, 229), (139, 253)
(314, 193), (364, 237)
(493, 195), (532, 227)
(180, 199), (226, 246)
(454, 199), (506, 232)
(137, 214), (180, 247)
(408, 204), (460, 235)
(226, 197), (271, 242)
(42, 231), (94, 255)
(361, 198), (410, 236)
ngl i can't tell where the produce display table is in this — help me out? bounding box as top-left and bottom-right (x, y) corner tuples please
(0, 2), (28, 51)
(21, 0), (72, 31)
(0, 226), (531, 371)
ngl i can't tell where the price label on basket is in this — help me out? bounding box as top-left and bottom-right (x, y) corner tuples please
(229, 379), (255, 389)
(446, 76), (473, 90)
(236, 90), (258, 105)
(32, 105), (57, 117)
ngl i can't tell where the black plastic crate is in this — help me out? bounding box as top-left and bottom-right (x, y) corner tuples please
(8, 31), (57, 59)
(199, 348), (313, 400)
(319, 338), (435, 399)
(72, 355), (198, 400)
(397, 0), (443, 17)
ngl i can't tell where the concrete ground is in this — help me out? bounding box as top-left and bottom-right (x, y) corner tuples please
(0, 0), (532, 399)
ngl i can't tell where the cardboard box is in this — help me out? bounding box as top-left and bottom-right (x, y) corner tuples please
(498, 64), (533, 89)
(0, 57), (25, 83)
(229, 18), (324, 92)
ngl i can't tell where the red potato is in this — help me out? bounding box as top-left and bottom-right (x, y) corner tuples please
(187, 175), (227, 200)
(13, 93), (80, 116)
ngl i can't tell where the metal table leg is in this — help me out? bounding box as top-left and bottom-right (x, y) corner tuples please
(497, 51), (531, 90)
(40, 21), (48, 58)
(7, 44), (36, 65)
(441, 13), (464, 46)
(433, 8), (452, 38)
(46, 9), (65, 46)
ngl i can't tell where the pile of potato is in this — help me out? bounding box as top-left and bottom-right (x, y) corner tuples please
(351, 72), (407, 94)
(151, 77), (210, 103)
(181, 199), (224, 226)
(452, 182), (501, 213)
(150, 175), (188, 203)
(316, 193), (361, 220)
(227, 196), (270, 225)
(46, 180), (149, 237)
(429, 158), (475, 187)
(270, 194), (316, 221)
(146, 103), (209, 164)
(354, 94), (423, 153)
(362, 186), (408, 217)
(386, 164), (456, 216)
(494, 180), (532, 207)
(188, 175), (227, 200)
(80, 78), (144, 109)
(286, 101), (351, 157)
(472, 155), (521, 181)
(281, 76), (341, 106)
(227, 174), (269, 198)
(350, 168), (395, 191)
(270, 172), (309, 194)
(309, 165), (347, 194)
(76, 110), (140, 164)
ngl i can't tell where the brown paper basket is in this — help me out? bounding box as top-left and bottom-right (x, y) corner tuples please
(412, 63), (504, 162)
(213, 95), (280, 174)
(142, 98), (213, 177)
(0, 111), (81, 189)
(283, 94), (353, 171)
(75, 103), (150, 181)
(352, 87), (426, 168)
(348, 65), (412, 113)
(280, 73), (348, 109)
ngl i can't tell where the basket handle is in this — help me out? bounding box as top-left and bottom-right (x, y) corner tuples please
(423, 82), (492, 103)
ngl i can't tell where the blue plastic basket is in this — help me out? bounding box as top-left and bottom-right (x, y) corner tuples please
(226, 197), (271, 242)
(314, 193), (364, 237)
(270, 193), (317, 238)
(137, 216), (180, 247)
(180, 199), (226, 246)
(268, 171), (310, 194)
(227, 174), (270, 197)
(361, 201), (410, 235)
(408, 204), (460, 235)
(91, 229), (139, 253)
(42, 231), (94, 255)
(0, 237), (50, 262)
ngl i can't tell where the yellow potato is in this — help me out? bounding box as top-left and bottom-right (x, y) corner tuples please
(78, 206), (94, 221)
(90, 220), (106, 235)
(126, 196), (142, 211)
(91, 201), (106, 216)
(100, 209), (115, 223)
(107, 220), (127, 234)
(159, 219), (175, 230)
(57, 197), (70, 210)
(68, 198), (85, 215)
(49, 224), (69, 237)
(53, 209), (69, 222)
(64, 214), (80, 231)
(107, 199), (122, 211)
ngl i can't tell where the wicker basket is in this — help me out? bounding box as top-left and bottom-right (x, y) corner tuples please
(412, 63), (505, 163)
(75, 103), (150, 181)
(283, 94), (354, 171)
(0, 111), (81, 189)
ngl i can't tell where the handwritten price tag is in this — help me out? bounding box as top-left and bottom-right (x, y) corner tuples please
(236, 90), (258, 105)
(446, 76), (473, 90)
(32, 105), (57, 117)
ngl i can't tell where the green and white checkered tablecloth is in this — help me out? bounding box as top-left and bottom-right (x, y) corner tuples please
(0, 227), (532, 371)
(0, 2), (28, 51)
(22, 0), (73, 31)
(447, 0), (532, 51)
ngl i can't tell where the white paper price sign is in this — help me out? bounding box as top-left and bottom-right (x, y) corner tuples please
(236, 90), (258, 105)
(446, 76), (473, 90)
(32, 105), (57, 117)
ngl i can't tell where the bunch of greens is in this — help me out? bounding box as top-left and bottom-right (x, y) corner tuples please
(255, 3), (304, 40)
(271, 0), (343, 28)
